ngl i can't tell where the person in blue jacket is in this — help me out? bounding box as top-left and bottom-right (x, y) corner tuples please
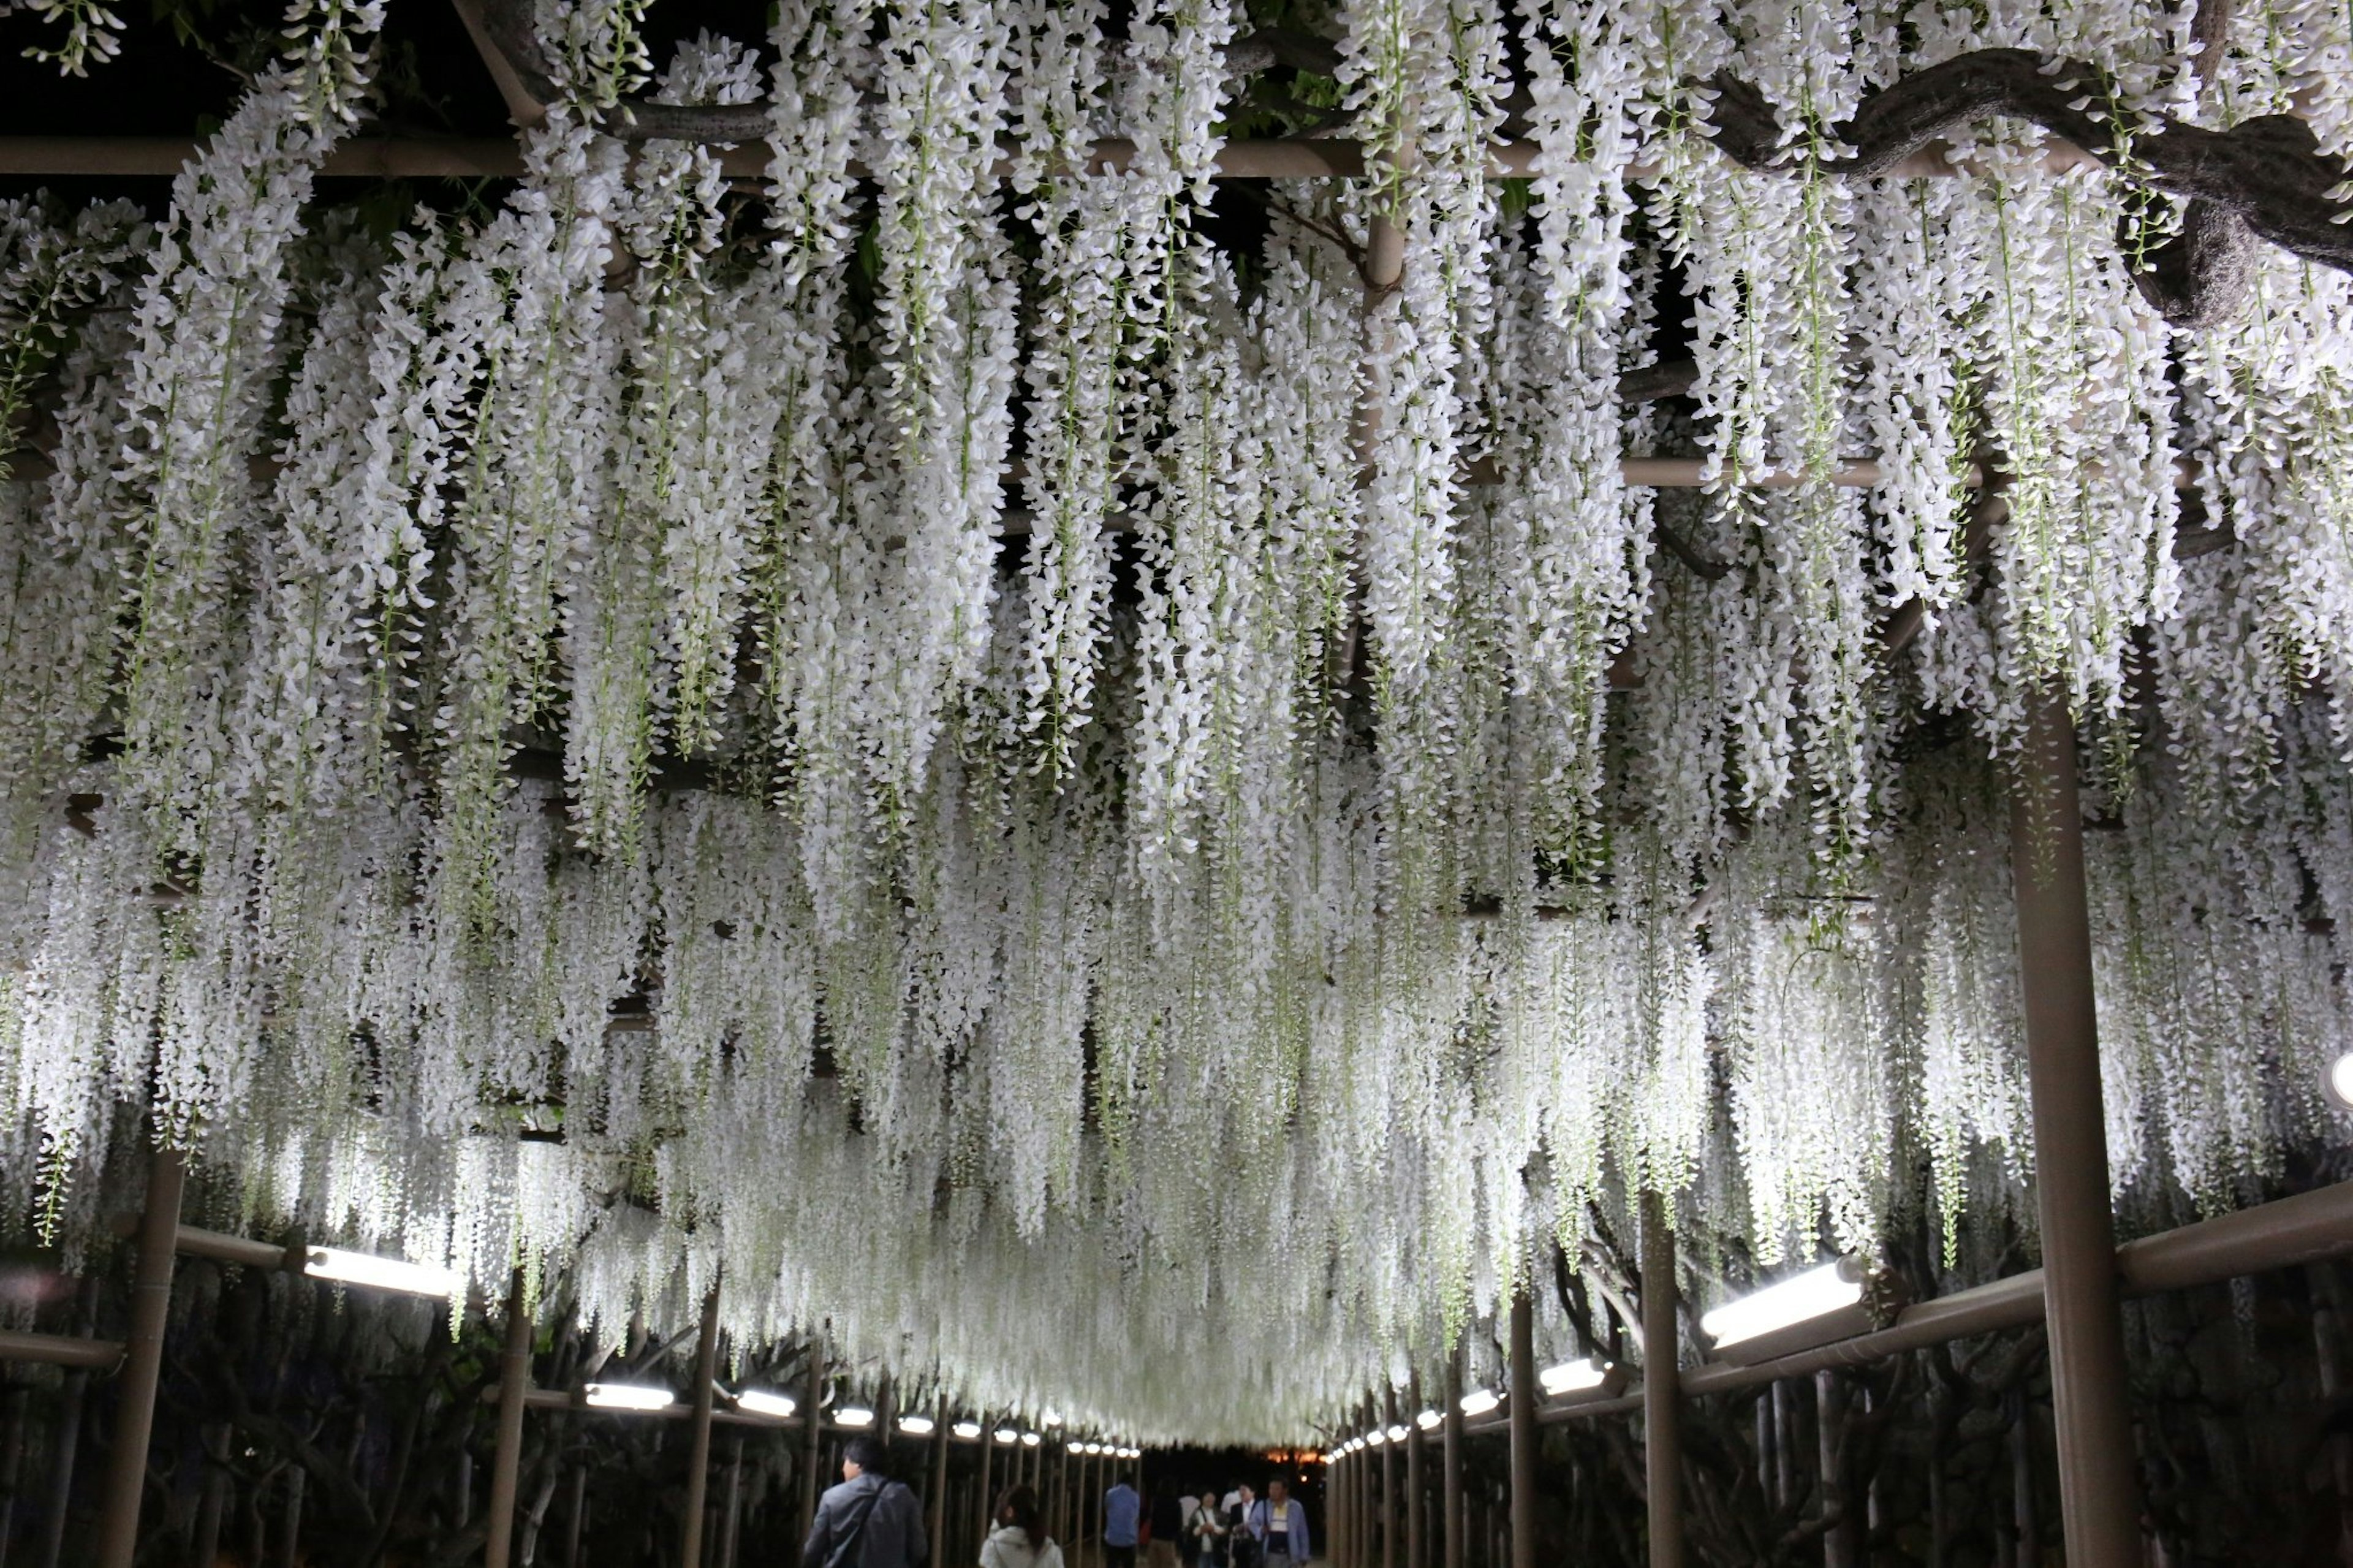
(1246, 1480), (1309, 1568)
(1104, 1473), (1142, 1568)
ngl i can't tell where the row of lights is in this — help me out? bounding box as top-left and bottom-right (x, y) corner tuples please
(282, 1246), (1115, 1444)
(1330, 1259), (1876, 1455)
(1075, 1442), (1143, 1458)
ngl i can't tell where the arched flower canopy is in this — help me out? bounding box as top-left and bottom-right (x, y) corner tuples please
(2, 0), (2352, 1444)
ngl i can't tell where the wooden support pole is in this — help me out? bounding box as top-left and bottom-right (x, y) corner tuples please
(34, 1278), (98, 1568)
(930, 1397), (950, 1563)
(1639, 1193), (1683, 1568)
(1360, 1397), (1378, 1568)
(1336, 1441), (1355, 1563)
(2009, 690), (2145, 1568)
(94, 1144), (184, 1568)
(1506, 1293), (1537, 1568)
(1441, 1355), (1464, 1568)
(977, 1412), (995, 1548)
(681, 1285), (722, 1568)
(1344, 1440), (1360, 1568)
(1406, 1375), (1427, 1568)
(799, 1344), (826, 1543)
(1381, 1388), (1398, 1568)
(486, 1272), (534, 1568)
(719, 1437), (745, 1568)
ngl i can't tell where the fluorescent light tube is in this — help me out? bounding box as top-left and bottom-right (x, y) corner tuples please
(1384, 1424), (1408, 1442)
(1365, 1429), (1388, 1446)
(1538, 1358), (1609, 1396)
(1700, 1259), (1866, 1350)
(737, 1389), (797, 1419)
(1458, 1390), (1499, 1417)
(1414, 1408), (1442, 1431)
(995, 1428), (1020, 1444)
(899, 1415), (937, 1436)
(836, 1406), (875, 1428)
(1042, 1409), (1064, 1426)
(304, 1247), (456, 1298)
(953, 1421), (983, 1440)
(2330, 1051), (2353, 1110)
(1021, 1431), (1042, 1447)
(584, 1383), (675, 1412)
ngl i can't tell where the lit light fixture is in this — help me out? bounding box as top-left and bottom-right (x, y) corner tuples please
(2328, 1051), (2353, 1111)
(995, 1428), (1020, 1445)
(1384, 1423), (1409, 1442)
(1365, 1429), (1389, 1447)
(1537, 1358), (1609, 1396)
(304, 1246), (456, 1298)
(737, 1390), (798, 1419)
(1021, 1431), (1042, 1447)
(1414, 1408), (1442, 1431)
(1042, 1409), (1064, 1426)
(953, 1421), (983, 1440)
(1700, 1258), (1868, 1355)
(900, 1415), (937, 1436)
(836, 1406), (876, 1428)
(1458, 1389), (1500, 1417)
(584, 1383), (675, 1412)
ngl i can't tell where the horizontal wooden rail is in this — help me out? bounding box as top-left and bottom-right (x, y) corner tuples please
(0, 133), (2077, 184)
(0, 1328), (123, 1370)
(1454, 1178), (2353, 1435)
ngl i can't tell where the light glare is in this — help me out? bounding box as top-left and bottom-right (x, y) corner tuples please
(1537, 1358), (1609, 1396)
(900, 1415), (937, 1435)
(1414, 1408), (1442, 1430)
(1700, 1259), (1866, 1349)
(304, 1246), (456, 1298)
(2329, 1051), (2353, 1110)
(953, 1421), (983, 1440)
(584, 1382), (675, 1412)
(1458, 1390), (1500, 1417)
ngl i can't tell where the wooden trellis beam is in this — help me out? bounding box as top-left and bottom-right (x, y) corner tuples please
(1442, 1172), (2353, 1437)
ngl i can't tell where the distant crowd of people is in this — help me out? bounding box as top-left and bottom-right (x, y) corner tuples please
(801, 1437), (1312, 1568)
(1102, 1475), (1311, 1568)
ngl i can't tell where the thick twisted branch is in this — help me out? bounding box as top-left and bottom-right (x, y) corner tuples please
(1708, 48), (2351, 325)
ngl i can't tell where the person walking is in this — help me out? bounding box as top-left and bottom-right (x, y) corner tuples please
(1146, 1479), (1184, 1568)
(1222, 1486), (1257, 1568)
(982, 1485), (1063, 1568)
(1245, 1481), (1308, 1568)
(1184, 1488), (1226, 1568)
(803, 1437), (929, 1568)
(1104, 1474), (1142, 1568)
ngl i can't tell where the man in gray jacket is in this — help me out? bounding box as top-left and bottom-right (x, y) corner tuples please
(803, 1436), (929, 1568)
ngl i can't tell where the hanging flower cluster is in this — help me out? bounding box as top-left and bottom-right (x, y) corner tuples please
(3, 0), (2353, 1444)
